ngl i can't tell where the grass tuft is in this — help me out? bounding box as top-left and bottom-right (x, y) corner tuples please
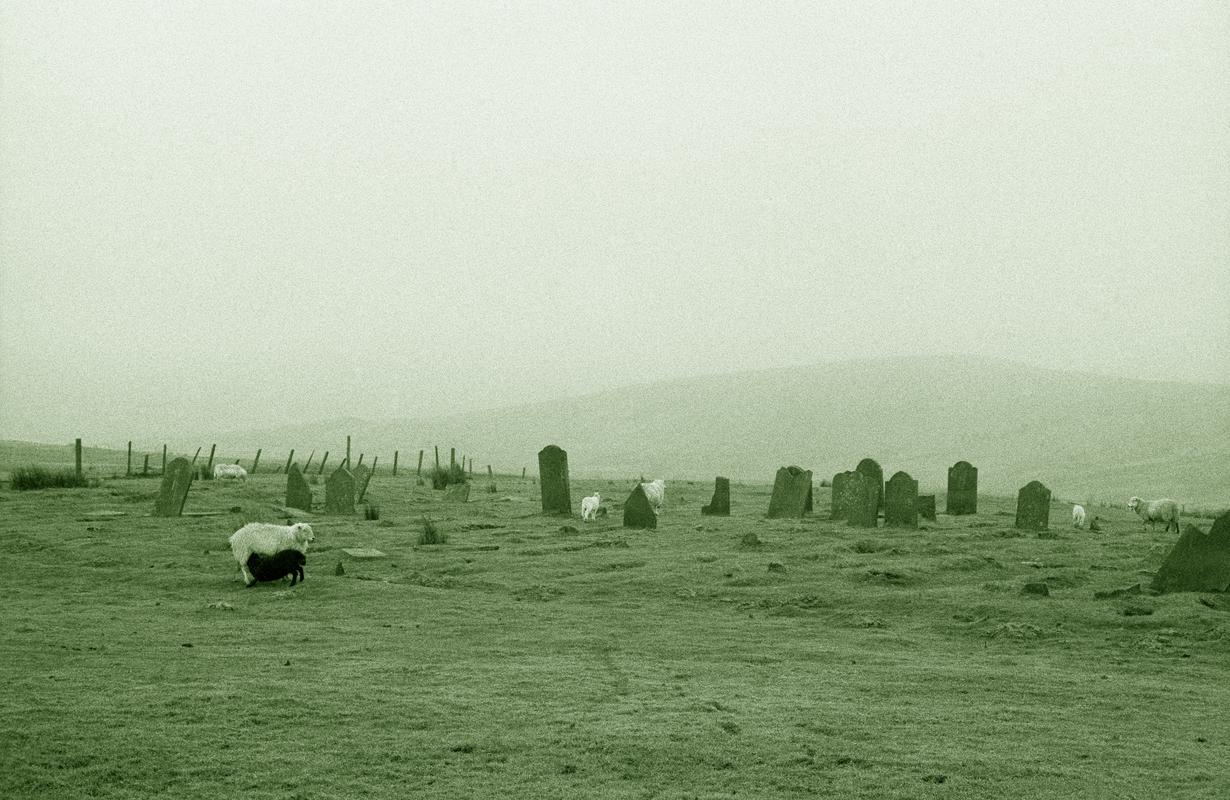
(11, 465), (88, 490)
(430, 463), (468, 490)
(364, 504), (381, 521)
(418, 516), (447, 545)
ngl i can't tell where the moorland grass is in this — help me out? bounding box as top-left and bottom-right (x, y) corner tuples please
(9, 465), (88, 490)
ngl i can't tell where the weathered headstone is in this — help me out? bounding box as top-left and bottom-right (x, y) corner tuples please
(286, 463), (312, 512)
(538, 445), (571, 515)
(846, 471), (878, 528)
(443, 482), (470, 503)
(884, 471), (919, 528)
(917, 494), (937, 521)
(623, 483), (658, 529)
(767, 466), (813, 519)
(1014, 480), (1051, 531)
(855, 458), (884, 513)
(352, 464), (372, 503)
(830, 471), (856, 520)
(1151, 513), (1230, 593)
(701, 476), (730, 516)
(324, 467), (355, 514)
(947, 461), (978, 515)
(153, 457), (194, 517)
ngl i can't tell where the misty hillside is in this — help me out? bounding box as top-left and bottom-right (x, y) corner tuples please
(224, 356), (1230, 508)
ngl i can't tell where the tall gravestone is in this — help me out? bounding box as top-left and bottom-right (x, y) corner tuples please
(444, 482), (471, 503)
(623, 483), (658, 529)
(286, 463), (312, 511)
(1014, 480), (1051, 531)
(855, 458), (884, 514)
(538, 445), (571, 515)
(917, 494), (937, 522)
(846, 472), (878, 528)
(352, 464), (372, 503)
(947, 461), (978, 515)
(1151, 513), (1230, 593)
(701, 476), (730, 516)
(767, 466), (813, 519)
(884, 471), (919, 529)
(325, 467), (356, 514)
(153, 457), (194, 517)
(830, 471), (855, 520)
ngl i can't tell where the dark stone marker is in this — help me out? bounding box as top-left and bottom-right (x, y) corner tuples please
(917, 494), (937, 521)
(830, 471), (856, 520)
(767, 466), (813, 519)
(623, 483), (658, 530)
(443, 482), (471, 503)
(325, 467), (356, 514)
(1014, 480), (1052, 531)
(538, 445), (572, 515)
(855, 458), (884, 513)
(701, 477), (730, 516)
(846, 472), (878, 528)
(352, 464), (371, 503)
(947, 461), (978, 515)
(884, 471), (919, 529)
(286, 463), (312, 511)
(153, 457), (194, 517)
(1151, 513), (1230, 593)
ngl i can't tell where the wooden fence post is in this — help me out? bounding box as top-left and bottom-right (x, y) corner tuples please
(450, 448), (455, 469)
(283, 449), (295, 474)
(191, 446), (201, 466)
(75, 438), (83, 479)
(418, 450), (424, 476)
(251, 449), (262, 473)
(346, 436), (351, 467)
(303, 450), (316, 472)
(205, 444), (216, 475)
(318, 452), (329, 475)
(162, 445), (167, 475)
(393, 450), (399, 476)
(126, 441), (132, 477)
(143, 454), (150, 476)
(358, 453), (364, 467)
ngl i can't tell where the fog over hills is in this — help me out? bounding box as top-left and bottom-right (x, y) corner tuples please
(215, 355), (1229, 507)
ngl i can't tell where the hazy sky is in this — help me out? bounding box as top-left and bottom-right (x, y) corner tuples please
(2, 2), (1227, 442)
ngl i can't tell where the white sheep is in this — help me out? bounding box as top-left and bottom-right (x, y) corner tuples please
(580, 492), (601, 522)
(213, 463), (248, 481)
(640, 479), (665, 510)
(1071, 504), (1086, 529)
(1127, 496), (1180, 534)
(228, 522), (315, 586)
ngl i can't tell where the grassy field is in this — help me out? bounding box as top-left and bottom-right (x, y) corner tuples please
(1, 468), (1228, 799)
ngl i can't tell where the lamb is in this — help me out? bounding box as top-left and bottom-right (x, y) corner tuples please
(640, 479), (665, 511)
(213, 463), (248, 481)
(228, 522), (315, 586)
(1127, 496), (1180, 534)
(246, 549), (306, 586)
(1071, 504), (1086, 529)
(580, 492), (601, 522)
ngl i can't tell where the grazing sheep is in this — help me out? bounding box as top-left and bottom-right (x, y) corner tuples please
(1072, 504), (1087, 529)
(640, 479), (665, 511)
(580, 492), (601, 522)
(1127, 496), (1180, 534)
(213, 463), (247, 481)
(246, 549), (306, 586)
(228, 522), (315, 586)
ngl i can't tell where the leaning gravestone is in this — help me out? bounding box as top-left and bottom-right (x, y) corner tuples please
(153, 457), (194, 517)
(947, 461), (978, 515)
(285, 463), (312, 512)
(324, 467), (355, 514)
(846, 472), (878, 528)
(917, 494), (937, 522)
(538, 445), (571, 515)
(352, 464), (372, 502)
(623, 483), (658, 530)
(855, 458), (884, 513)
(443, 482), (470, 503)
(1151, 513), (1230, 593)
(884, 471), (919, 528)
(830, 470), (856, 520)
(767, 466), (813, 519)
(1014, 480), (1051, 531)
(701, 476), (730, 516)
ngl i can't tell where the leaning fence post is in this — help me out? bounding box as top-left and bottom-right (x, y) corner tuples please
(251, 448), (262, 473)
(358, 453), (365, 468)
(283, 449), (295, 474)
(303, 450), (316, 472)
(190, 446), (202, 466)
(205, 444), (216, 475)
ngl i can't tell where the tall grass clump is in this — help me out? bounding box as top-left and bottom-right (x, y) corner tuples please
(11, 466), (88, 490)
(198, 464), (214, 480)
(364, 504), (381, 521)
(429, 463), (468, 490)
(417, 516), (447, 545)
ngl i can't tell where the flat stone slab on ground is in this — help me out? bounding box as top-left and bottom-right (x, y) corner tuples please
(341, 548), (387, 559)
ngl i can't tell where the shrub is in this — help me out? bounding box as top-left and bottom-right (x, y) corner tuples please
(11, 466), (89, 491)
(417, 516), (447, 545)
(486, 482), (498, 493)
(198, 464), (214, 480)
(364, 504), (381, 521)
(429, 463), (468, 490)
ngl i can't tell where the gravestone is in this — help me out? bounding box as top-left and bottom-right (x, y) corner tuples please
(443, 482), (470, 503)
(153, 457), (194, 517)
(917, 494), (937, 521)
(884, 471), (919, 529)
(1014, 480), (1051, 531)
(767, 466), (813, 519)
(855, 458), (884, 513)
(325, 467), (356, 514)
(947, 461), (978, 515)
(701, 476), (730, 516)
(352, 464), (372, 502)
(623, 483), (658, 530)
(285, 463), (312, 512)
(830, 471), (856, 520)
(846, 472), (878, 528)
(1151, 513), (1230, 593)
(538, 445), (572, 515)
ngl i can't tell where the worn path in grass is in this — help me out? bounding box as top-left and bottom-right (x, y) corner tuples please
(1, 473), (1228, 798)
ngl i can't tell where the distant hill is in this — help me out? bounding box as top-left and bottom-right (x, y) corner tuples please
(218, 355), (1230, 509)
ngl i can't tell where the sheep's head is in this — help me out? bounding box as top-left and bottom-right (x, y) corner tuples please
(292, 523), (315, 545)
(1127, 497), (1141, 512)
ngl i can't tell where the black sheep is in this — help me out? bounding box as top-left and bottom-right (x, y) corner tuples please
(246, 549), (306, 586)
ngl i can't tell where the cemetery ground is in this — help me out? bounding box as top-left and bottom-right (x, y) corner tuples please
(1, 470), (1229, 799)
